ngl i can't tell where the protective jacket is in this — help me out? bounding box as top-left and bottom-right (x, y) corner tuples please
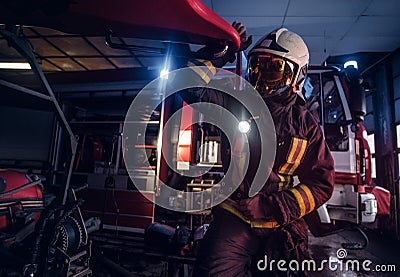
(183, 58), (335, 276)
(182, 58), (334, 228)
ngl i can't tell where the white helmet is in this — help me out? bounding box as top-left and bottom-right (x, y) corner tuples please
(247, 28), (309, 97)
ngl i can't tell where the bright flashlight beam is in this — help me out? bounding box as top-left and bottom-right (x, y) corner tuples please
(160, 69), (169, 79)
(238, 120), (251, 134)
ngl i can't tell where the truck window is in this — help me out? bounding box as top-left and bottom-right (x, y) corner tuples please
(303, 74), (321, 124)
(323, 77), (344, 124)
(322, 75), (349, 151)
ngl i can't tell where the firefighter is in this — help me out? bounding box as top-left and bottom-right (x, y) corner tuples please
(182, 22), (334, 276)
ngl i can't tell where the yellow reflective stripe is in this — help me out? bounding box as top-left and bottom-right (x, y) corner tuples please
(279, 138), (299, 174)
(279, 174), (291, 189)
(219, 202), (250, 224)
(290, 187), (306, 217)
(279, 163), (290, 175)
(202, 60), (217, 75)
(288, 139), (308, 175)
(279, 138), (308, 175)
(285, 175), (291, 189)
(278, 174), (285, 191)
(225, 197), (238, 205)
(299, 184), (316, 212)
(188, 62), (211, 83)
(187, 60), (216, 84)
(219, 202), (279, 229)
(287, 137), (300, 163)
(251, 221), (279, 229)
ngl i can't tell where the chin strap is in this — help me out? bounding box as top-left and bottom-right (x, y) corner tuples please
(261, 85), (292, 99)
(276, 85), (292, 95)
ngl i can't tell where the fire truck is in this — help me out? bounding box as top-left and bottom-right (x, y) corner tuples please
(302, 65), (390, 234)
(0, 0), (392, 275)
(171, 63), (391, 234)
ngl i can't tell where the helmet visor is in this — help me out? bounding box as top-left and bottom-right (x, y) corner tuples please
(248, 54), (296, 96)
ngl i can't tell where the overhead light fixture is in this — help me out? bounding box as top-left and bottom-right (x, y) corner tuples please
(0, 62), (31, 70)
(344, 60), (358, 69)
(160, 69), (169, 79)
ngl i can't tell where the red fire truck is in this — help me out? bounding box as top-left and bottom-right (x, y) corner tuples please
(172, 63), (390, 234)
(0, 1), (391, 271)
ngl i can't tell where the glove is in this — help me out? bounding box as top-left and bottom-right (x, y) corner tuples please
(240, 193), (283, 238)
(218, 21), (252, 64)
(232, 21), (253, 52)
(195, 21), (253, 68)
(239, 193), (277, 221)
(239, 193), (268, 220)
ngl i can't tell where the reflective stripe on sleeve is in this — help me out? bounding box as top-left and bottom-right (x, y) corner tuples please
(289, 183), (316, 217)
(299, 184), (316, 212)
(187, 59), (216, 83)
(279, 138), (308, 175)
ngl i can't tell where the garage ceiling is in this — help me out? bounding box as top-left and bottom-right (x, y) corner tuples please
(0, 25), (172, 73)
(0, 0), (399, 77)
(204, 0), (400, 65)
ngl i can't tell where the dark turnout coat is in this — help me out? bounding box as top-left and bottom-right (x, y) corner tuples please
(180, 58), (335, 276)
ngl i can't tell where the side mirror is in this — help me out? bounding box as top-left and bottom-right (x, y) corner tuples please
(345, 67), (366, 123)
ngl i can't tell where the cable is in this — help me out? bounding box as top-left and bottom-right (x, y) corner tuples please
(341, 226), (369, 250)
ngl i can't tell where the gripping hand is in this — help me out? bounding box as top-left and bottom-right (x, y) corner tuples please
(232, 21), (253, 52)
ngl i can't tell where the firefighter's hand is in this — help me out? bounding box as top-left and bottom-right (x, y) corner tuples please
(232, 21), (253, 52)
(239, 193), (268, 220)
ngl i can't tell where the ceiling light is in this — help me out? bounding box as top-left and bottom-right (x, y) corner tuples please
(0, 62), (31, 70)
(344, 60), (358, 69)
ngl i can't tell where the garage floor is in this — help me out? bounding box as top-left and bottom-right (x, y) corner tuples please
(89, 226), (400, 276)
(308, 228), (400, 276)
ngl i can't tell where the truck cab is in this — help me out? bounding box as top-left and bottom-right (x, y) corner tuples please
(303, 65), (389, 228)
(170, 63), (389, 229)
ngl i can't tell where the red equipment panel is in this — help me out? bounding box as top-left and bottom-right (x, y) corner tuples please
(0, 0), (240, 50)
(79, 188), (155, 230)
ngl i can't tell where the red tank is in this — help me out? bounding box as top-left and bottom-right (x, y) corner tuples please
(0, 170), (44, 231)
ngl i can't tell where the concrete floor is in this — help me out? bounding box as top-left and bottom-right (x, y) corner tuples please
(90, 226), (400, 276)
(308, 228), (400, 276)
